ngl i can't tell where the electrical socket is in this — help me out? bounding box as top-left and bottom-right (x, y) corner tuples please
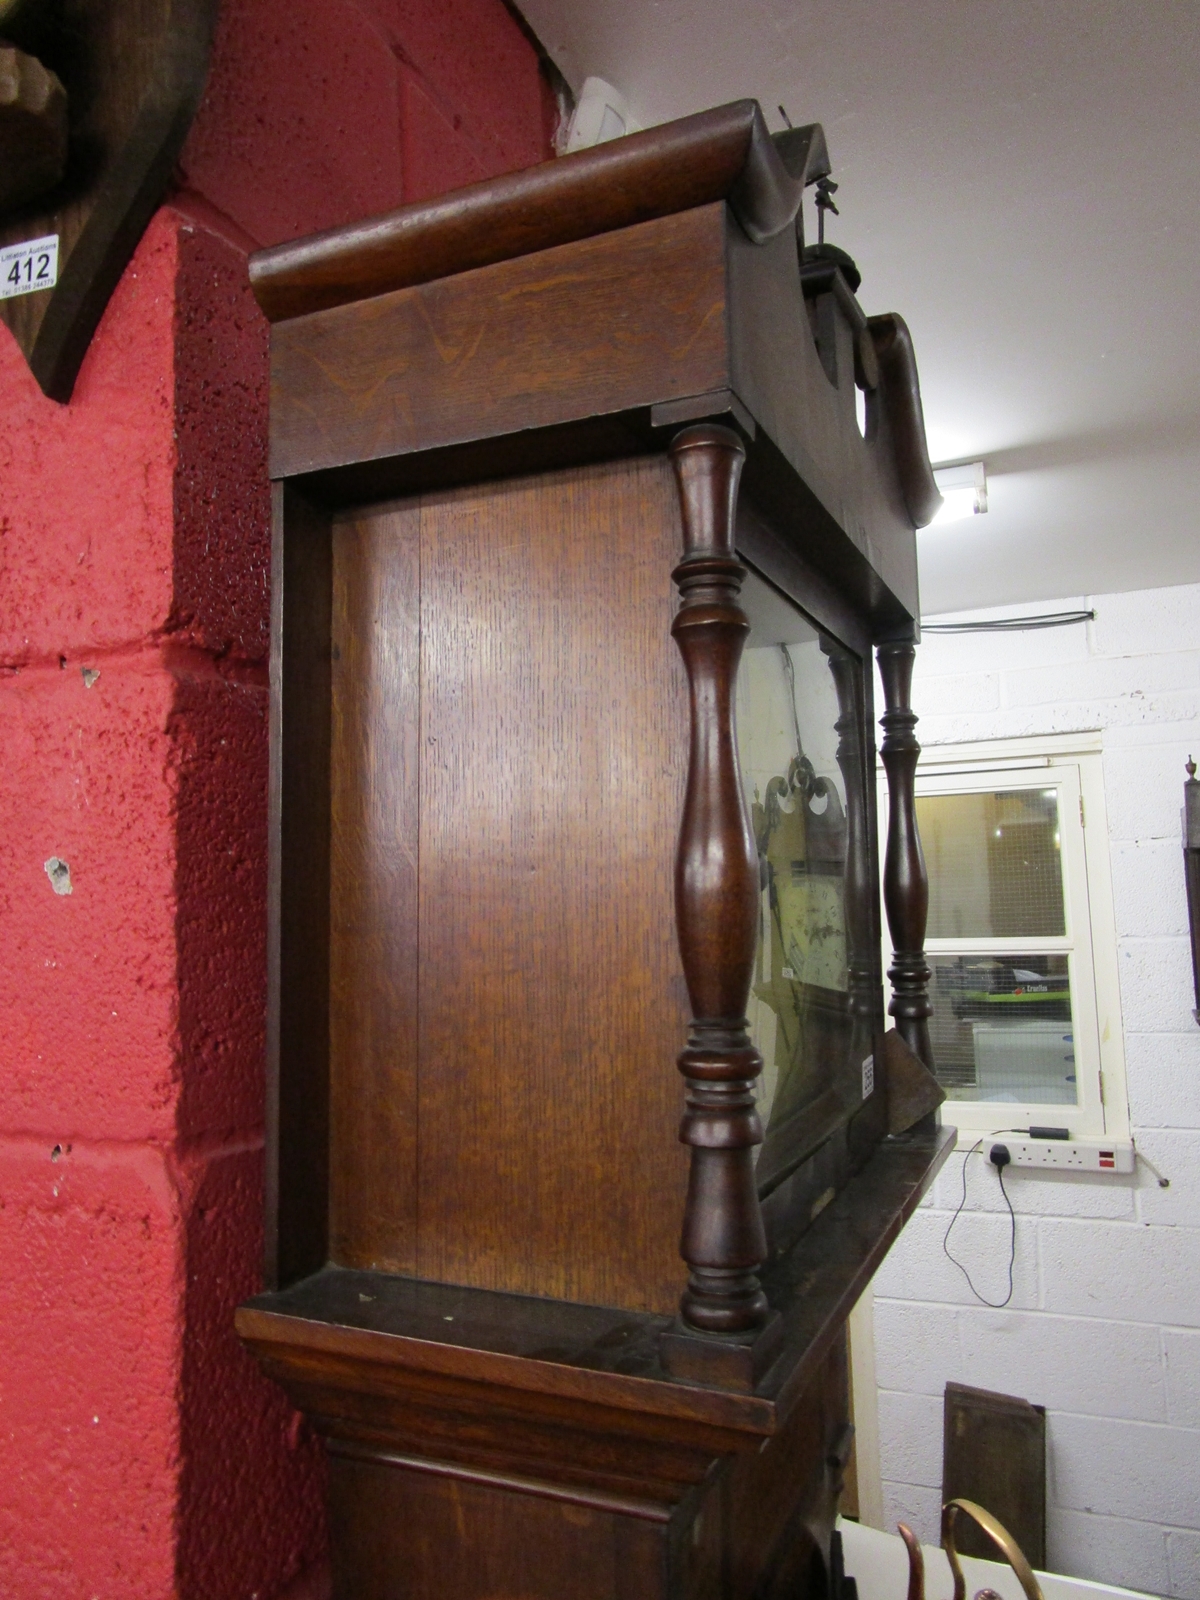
(988, 1137), (1134, 1174)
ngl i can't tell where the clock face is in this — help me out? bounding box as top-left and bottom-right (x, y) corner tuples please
(736, 567), (871, 1191)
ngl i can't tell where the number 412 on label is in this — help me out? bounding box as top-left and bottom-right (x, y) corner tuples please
(1, 235), (59, 300)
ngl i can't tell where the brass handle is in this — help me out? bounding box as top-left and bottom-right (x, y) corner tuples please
(942, 1499), (1044, 1600)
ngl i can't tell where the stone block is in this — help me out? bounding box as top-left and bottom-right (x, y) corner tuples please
(1125, 1030), (1200, 1129)
(1132, 1129), (1200, 1226)
(957, 1307), (1165, 1421)
(880, 1479), (943, 1547)
(1091, 584), (1200, 662)
(1041, 1217), (1200, 1326)
(0, 659), (179, 1140)
(878, 1390), (944, 1488)
(0, 216), (178, 664)
(1167, 1528), (1200, 1599)
(1118, 937), (1195, 1033)
(873, 1299), (963, 1395)
(179, 0), (404, 247)
(1163, 1329), (1200, 1430)
(1049, 1509), (1170, 1595)
(0, 1138), (182, 1597)
(1110, 839), (1187, 938)
(1048, 1411), (1198, 1524)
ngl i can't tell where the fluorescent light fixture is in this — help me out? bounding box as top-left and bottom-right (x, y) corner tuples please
(930, 461), (988, 526)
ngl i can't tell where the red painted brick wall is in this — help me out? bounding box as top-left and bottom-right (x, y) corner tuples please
(0, 3), (553, 1595)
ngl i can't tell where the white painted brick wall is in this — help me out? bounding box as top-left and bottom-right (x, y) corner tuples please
(872, 580), (1200, 1597)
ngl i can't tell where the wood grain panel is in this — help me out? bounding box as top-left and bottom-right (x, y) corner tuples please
(268, 204), (728, 481)
(416, 457), (691, 1314)
(328, 507), (421, 1271)
(327, 1452), (668, 1600)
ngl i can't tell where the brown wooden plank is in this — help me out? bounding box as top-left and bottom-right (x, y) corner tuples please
(249, 98), (806, 323)
(942, 1381), (1046, 1568)
(415, 456), (691, 1313)
(326, 1451), (667, 1600)
(239, 1123), (954, 1436)
(267, 204), (729, 481)
(267, 483), (333, 1288)
(328, 506), (422, 1272)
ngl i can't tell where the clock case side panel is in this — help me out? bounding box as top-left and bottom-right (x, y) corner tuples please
(266, 481), (333, 1289)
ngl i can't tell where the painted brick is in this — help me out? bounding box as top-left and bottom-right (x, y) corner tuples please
(179, 0), (405, 247)
(877, 1390), (944, 1487)
(172, 671), (269, 1142)
(918, 689), (1200, 750)
(880, 1480), (943, 1548)
(909, 671), (1001, 717)
(178, 1146), (326, 1600)
(1100, 713), (1200, 752)
(1110, 838), (1188, 938)
(1003, 651), (1200, 711)
(357, 0), (549, 175)
(957, 1308), (1166, 1421)
(171, 215), (271, 661)
(0, 1139), (182, 1599)
(0, 217), (178, 664)
(1133, 1129), (1200, 1226)
(1048, 1412), (1199, 1524)
(1091, 583), (1200, 661)
(1104, 742), (1199, 841)
(873, 1300), (962, 1395)
(1119, 938), (1196, 1032)
(1163, 1330), (1200, 1430)
(0, 659), (180, 1141)
(1040, 1218), (1200, 1326)
(400, 64), (491, 203)
(1125, 1030), (1200, 1129)
(915, 603), (1091, 679)
(1167, 1528), (1200, 1600)
(872, 1207), (1041, 1310)
(1049, 1510), (1170, 1596)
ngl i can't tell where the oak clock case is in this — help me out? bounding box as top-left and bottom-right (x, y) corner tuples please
(236, 99), (951, 1600)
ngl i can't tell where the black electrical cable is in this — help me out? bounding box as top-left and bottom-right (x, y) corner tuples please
(921, 610), (1094, 635)
(942, 1133), (1022, 1309)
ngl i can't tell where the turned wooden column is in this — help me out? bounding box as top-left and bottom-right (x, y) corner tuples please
(668, 424), (769, 1335)
(877, 636), (933, 1068)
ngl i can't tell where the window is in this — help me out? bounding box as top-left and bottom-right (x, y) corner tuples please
(880, 732), (1127, 1139)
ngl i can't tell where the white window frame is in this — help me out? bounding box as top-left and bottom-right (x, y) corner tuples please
(878, 730), (1128, 1141)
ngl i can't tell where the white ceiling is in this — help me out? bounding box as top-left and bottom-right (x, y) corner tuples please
(517, 0), (1200, 616)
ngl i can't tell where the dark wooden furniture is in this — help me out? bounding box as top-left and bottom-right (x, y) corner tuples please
(942, 1383), (1047, 1570)
(237, 100), (952, 1599)
(0, 0), (217, 400)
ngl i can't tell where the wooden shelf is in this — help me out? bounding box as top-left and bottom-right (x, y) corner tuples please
(238, 1124), (953, 1501)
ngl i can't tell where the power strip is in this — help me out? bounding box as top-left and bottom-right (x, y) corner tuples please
(988, 1136), (1134, 1174)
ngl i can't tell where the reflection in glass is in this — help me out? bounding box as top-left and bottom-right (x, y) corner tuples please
(918, 789), (1065, 939)
(928, 953), (1077, 1103)
(735, 571), (869, 1186)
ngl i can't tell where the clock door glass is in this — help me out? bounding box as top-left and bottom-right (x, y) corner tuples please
(735, 569), (872, 1194)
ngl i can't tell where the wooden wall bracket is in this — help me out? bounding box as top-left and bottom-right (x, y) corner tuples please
(877, 636), (934, 1070)
(664, 423), (775, 1377)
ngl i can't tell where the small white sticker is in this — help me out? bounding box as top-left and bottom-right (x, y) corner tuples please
(781, 966), (796, 980)
(862, 1053), (875, 1100)
(1, 234), (58, 300)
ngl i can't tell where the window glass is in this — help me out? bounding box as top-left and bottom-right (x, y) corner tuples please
(918, 788), (1065, 939)
(928, 952), (1076, 1104)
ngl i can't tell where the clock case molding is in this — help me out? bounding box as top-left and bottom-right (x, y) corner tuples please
(236, 99), (952, 1599)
